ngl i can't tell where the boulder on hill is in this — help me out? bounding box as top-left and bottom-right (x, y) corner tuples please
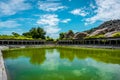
(89, 28), (108, 36)
(104, 31), (117, 37)
(73, 32), (88, 39)
(87, 20), (120, 37)
(64, 30), (74, 39)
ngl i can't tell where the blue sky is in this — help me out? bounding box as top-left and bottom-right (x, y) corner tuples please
(0, 0), (120, 38)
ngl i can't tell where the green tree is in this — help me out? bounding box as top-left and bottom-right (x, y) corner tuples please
(112, 32), (120, 37)
(59, 32), (65, 40)
(22, 32), (32, 38)
(12, 32), (20, 37)
(64, 30), (74, 39)
(46, 36), (54, 41)
(23, 27), (46, 39)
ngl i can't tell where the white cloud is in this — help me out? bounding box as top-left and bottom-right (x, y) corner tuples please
(61, 19), (71, 23)
(90, 3), (96, 9)
(36, 15), (71, 38)
(70, 9), (88, 16)
(37, 14), (61, 38)
(86, 0), (120, 24)
(38, 1), (67, 12)
(44, 26), (61, 38)
(37, 14), (60, 26)
(0, 20), (21, 28)
(0, 0), (31, 16)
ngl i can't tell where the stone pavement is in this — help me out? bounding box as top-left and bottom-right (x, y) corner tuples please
(0, 46), (8, 80)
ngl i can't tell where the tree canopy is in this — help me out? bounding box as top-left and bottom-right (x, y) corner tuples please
(59, 30), (74, 40)
(59, 32), (65, 40)
(23, 27), (46, 39)
(12, 32), (20, 37)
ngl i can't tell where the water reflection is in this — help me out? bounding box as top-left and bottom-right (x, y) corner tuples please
(57, 48), (120, 64)
(2, 47), (120, 80)
(3, 48), (46, 65)
(3, 47), (120, 64)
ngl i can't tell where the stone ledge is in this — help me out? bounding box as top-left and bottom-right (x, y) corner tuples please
(0, 48), (7, 80)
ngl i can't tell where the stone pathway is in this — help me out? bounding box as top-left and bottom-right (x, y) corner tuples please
(0, 46), (8, 80)
(0, 54), (2, 80)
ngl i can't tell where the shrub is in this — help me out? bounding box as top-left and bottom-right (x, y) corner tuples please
(85, 34), (105, 39)
(112, 32), (120, 37)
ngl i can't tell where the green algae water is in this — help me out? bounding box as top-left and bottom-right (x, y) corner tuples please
(2, 47), (120, 80)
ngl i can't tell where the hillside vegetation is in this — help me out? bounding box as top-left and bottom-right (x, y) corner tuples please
(59, 20), (120, 40)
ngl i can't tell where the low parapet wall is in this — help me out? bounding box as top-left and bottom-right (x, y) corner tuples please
(0, 38), (120, 47)
(0, 46), (8, 80)
(57, 38), (120, 47)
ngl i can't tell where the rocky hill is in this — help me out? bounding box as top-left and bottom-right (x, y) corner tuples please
(60, 20), (120, 40)
(85, 20), (120, 38)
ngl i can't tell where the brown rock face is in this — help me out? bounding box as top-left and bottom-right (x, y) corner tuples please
(86, 20), (120, 37)
(60, 20), (120, 40)
(73, 32), (88, 39)
(64, 30), (74, 39)
(104, 31), (117, 37)
(89, 28), (108, 36)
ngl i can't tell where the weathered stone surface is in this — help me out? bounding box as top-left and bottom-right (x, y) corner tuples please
(0, 46), (8, 80)
(104, 31), (117, 37)
(73, 32), (88, 39)
(86, 20), (120, 37)
(64, 30), (74, 39)
(89, 28), (108, 36)
(60, 20), (120, 39)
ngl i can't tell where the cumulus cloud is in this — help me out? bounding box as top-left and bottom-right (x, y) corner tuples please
(86, 0), (120, 24)
(0, 0), (31, 16)
(37, 14), (60, 26)
(37, 14), (71, 38)
(61, 19), (71, 23)
(37, 14), (61, 38)
(38, 1), (67, 12)
(37, 14), (72, 38)
(44, 26), (61, 34)
(90, 3), (96, 9)
(70, 9), (88, 16)
(0, 20), (21, 28)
